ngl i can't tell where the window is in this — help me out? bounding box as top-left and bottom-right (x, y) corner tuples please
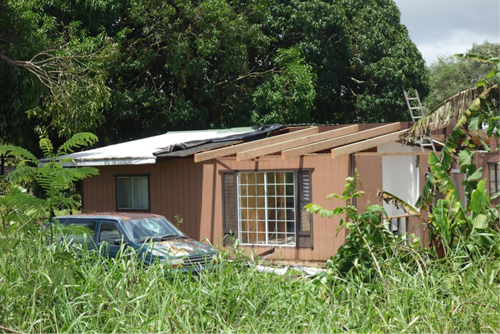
(490, 163), (500, 195)
(66, 220), (97, 249)
(237, 171), (296, 246)
(222, 170), (313, 248)
(116, 175), (149, 210)
(98, 223), (122, 244)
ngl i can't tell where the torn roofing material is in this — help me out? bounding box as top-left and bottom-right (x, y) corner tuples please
(153, 124), (286, 158)
(52, 127), (257, 166)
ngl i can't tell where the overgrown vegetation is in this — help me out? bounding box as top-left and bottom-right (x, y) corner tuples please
(0, 234), (499, 333)
(0, 133), (98, 239)
(1, 43), (499, 334)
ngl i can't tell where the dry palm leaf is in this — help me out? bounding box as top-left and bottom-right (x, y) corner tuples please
(377, 190), (424, 220)
(400, 85), (499, 144)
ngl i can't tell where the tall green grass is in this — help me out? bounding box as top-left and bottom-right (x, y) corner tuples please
(0, 234), (499, 333)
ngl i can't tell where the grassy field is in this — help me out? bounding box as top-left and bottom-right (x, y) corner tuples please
(0, 234), (499, 333)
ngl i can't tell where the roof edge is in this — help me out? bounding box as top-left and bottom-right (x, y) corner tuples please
(61, 158), (156, 167)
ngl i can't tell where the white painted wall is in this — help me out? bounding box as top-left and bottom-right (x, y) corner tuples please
(378, 142), (422, 220)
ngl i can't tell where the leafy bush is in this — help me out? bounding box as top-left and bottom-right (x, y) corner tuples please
(0, 133), (98, 240)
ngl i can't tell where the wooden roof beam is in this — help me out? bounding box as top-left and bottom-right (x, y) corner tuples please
(282, 122), (402, 158)
(331, 129), (408, 158)
(194, 126), (319, 163)
(354, 151), (431, 156)
(236, 125), (359, 161)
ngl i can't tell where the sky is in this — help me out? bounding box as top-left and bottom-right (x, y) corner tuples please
(393, 0), (500, 65)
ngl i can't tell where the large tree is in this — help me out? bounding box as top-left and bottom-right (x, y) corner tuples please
(0, 0), (114, 151)
(423, 41), (500, 111)
(1, 0), (428, 150)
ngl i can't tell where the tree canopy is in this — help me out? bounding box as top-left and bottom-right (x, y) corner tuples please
(423, 41), (500, 111)
(1, 0), (428, 152)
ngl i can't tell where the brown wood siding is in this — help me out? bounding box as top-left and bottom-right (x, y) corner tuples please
(476, 149), (500, 206)
(210, 155), (350, 262)
(82, 154), (379, 262)
(355, 155), (383, 210)
(355, 153), (429, 245)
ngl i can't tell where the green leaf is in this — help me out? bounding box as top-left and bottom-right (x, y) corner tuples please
(491, 192), (500, 200)
(472, 214), (488, 231)
(468, 113), (483, 130)
(476, 133), (491, 152)
(469, 179), (487, 214)
(467, 167), (483, 181)
(485, 69), (497, 79)
(458, 149), (474, 165)
(416, 173), (434, 208)
(428, 152), (440, 165)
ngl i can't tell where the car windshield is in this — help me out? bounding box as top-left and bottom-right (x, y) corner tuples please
(122, 217), (183, 242)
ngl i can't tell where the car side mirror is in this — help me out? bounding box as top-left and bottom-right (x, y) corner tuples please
(114, 239), (123, 246)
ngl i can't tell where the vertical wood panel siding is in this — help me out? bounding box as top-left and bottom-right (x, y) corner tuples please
(82, 155), (358, 262)
(476, 150), (500, 206)
(356, 155), (383, 210)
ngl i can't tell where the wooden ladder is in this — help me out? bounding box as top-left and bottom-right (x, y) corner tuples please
(403, 89), (436, 152)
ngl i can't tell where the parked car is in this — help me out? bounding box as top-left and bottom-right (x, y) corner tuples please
(54, 212), (217, 273)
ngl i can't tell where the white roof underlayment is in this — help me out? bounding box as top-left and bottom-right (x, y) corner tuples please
(58, 128), (253, 166)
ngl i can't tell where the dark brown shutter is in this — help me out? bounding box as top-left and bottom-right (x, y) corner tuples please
(222, 172), (237, 246)
(297, 170), (313, 248)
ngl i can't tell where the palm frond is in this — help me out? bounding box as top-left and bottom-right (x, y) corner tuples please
(401, 85), (499, 143)
(454, 53), (500, 64)
(377, 190), (423, 220)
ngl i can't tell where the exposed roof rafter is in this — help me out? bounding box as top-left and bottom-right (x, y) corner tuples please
(194, 126), (319, 163)
(331, 130), (408, 158)
(236, 125), (359, 161)
(282, 123), (402, 158)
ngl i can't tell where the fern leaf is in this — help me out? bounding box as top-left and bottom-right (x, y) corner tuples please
(39, 138), (55, 158)
(0, 146), (39, 163)
(57, 133), (98, 156)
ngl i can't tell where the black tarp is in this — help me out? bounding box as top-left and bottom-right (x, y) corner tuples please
(153, 124), (286, 158)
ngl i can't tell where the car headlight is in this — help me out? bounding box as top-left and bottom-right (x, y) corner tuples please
(166, 257), (185, 268)
(148, 249), (166, 257)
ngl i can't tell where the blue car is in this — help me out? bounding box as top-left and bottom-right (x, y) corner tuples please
(55, 212), (217, 273)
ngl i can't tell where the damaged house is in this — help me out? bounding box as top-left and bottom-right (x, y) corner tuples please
(61, 122), (500, 263)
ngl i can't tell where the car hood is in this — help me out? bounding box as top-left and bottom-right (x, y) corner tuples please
(152, 237), (214, 257)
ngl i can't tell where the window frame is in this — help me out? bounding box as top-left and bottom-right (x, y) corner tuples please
(235, 169), (300, 247)
(63, 219), (98, 249)
(97, 221), (124, 245)
(115, 174), (151, 212)
(489, 163), (500, 195)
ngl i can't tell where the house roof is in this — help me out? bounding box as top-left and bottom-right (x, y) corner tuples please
(194, 122), (420, 162)
(59, 122), (433, 167)
(154, 124), (286, 158)
(59, 127), (255, 166)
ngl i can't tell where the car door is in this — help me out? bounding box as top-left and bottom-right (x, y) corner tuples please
(97, 220), (126, 259)
(64, 219), (98, 250)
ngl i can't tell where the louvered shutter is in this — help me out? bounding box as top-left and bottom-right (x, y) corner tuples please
(297, 170), (313, 248)
(222, 172), (237, 246)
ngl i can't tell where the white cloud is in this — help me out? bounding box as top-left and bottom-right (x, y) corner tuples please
(418, 30), (498, 64)
(394, 0), (500, 65)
